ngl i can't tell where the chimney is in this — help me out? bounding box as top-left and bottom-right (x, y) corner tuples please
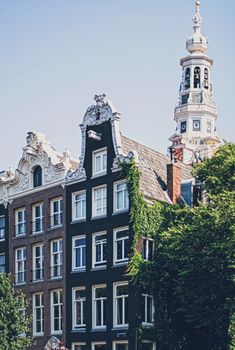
(167, 162), (181, 204)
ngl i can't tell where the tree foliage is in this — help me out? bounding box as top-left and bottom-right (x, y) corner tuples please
(0, 273), (33, 350)
(122, 143), (235, 350)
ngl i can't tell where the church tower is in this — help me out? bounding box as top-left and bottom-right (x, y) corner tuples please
(169, 1), (221, 164)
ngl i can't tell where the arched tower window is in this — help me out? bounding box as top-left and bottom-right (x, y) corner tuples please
(194, 67), (201, 88)
(184, 68), (191, 90)
(204, 68), (209, 89)
(33, 166), (42, 188)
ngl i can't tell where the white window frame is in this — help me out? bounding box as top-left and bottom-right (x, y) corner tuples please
(92, 232), (107, 269)
(50, 197), (63, 227)
(142, 238), (154, 261)
(92, 147), (107, 177)
(51, 289), (63, 335)
(0, 253), (5, 273)
(72, 344), (86, 350)
(113, 180), (129, 213)
(0, 215), (5, 241)
(50, 239), (63, 279)
(72, 236), (86, 271)
(33, 292), (44, 336)
(142, 341), (157, 350)
(32, 202), (44, 234)
(92, 342), (107, 350)
(92, 284), (107, 329)
(112, 341), (128, 350)
(32, 244), (44, 281)
(72, 191), (86, 222)
(72, 287), (86, 329)
(113, 227), (129, 265)
(142, 294), (154, 326)
(15, 208), (26, 236)
(113, 281), (129, 328)
(15, 247), (26, 285)
(92, 185), (107, 218)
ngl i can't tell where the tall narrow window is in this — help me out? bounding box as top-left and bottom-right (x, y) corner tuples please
(114, 282), (128, 327)
(0, 216), (5, 240)
(0, 254), (5, 273)
(33, 166), (42, 188)
(92, 186), (107, 217)
(93, 285), (107, 328)
(32, 244), (44, 281)
(51, 290), (63, 334)
(204, 68), (209, 89)
(73, 288), (86, 329)
(113, 342), (128, 350)
(194, 67), (201, 88)
(142, 294), (154, 325)
(93, 148), (107, 176)
(142, 238), (154, 261)
(114, 181), (129, 213)
(93, 232), (107, 268)
(33, 292), (44, 336)
(50, 198), (63, 227)
(32, 203), (44, 233)
(50, 239), (62, 278)
(184, 67), (190, 90)
(114, 228), (129, 265)
(72, 236), (86, 271)
(92, 343), (107, 350)
(15, 208), (26, 236)
(15, 247), (26, 284)
(142, 342), (156, 350)
(72, 191), (86, 221)
(72, 344), (86, 350)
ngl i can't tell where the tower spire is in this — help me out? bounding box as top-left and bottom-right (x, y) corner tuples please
(193, 1), (202, 34)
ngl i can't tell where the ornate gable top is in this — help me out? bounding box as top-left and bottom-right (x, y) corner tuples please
(82, 94), (120, 127)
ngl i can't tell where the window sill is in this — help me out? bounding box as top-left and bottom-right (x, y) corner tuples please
(71, 328), (86, 333)
(0, 238), (5, 242)
(48, 225), (63, 231)
(91, 215), (107, 220)
(142, 323), (154, 328)
(15, 282), (26, 286)
(31, 231), (44, 236)
(51, 331), (62, 336)
(71, 219), (86, 224)
(113, 261), (129, 267)
(91, 327), (107, 332)
(71, 269), (86, 273)
(112, 325), (129, 330)
(91, 172), (107, 179)
(91, 265), (107, 271)
(50, 275), (63, 280)
(14, 234), (26, 239)
(112, 209), (129, 216)
(33, 333), (44, 338)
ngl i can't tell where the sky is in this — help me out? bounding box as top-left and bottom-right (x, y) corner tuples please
(0, 0), (234, 170)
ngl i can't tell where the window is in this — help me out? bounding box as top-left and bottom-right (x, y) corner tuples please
(114, 181), (129, 213)
(194, 66), (201, 88)
(142, 238), (154, 261)
(92, 343), (107, 350)
(180, 121), (187, 134)
(93, 285), (107, 328)
(15, 208), (26, 236)
(0, 216), (5, 240)
(33, 292), (44, 336)
(181, 181), (193, 207)
(142, 342), (156, 350)
(51, 289), (63, 334)
(93, 148), (107, 176)
(50, 239), (62, 278)
(204, 68), (209, 89)
(72, 236), (86, 271)
(184, 67), (190, 90)
(207, 121), (212, 133)
(32, 244), (44, 281)
(72, 344), (86, 350)
(114, 228), (129, 265)
(15, 247), (26, 284)
(32, 203), (44, 233)
(113, 342), (128, 350)
(114, 282), (128, 327)
(92, 186), (107, 217)
(93, 232), (107, 268)
(72, 191), (86, 221)
(50, 197), (62, 227)
(0, 254), (5, 273)
(73, 288), (86, 329)
(33, 166), (42, 188)
(193, 120), (201, 131)
(142, 294), (154, 325)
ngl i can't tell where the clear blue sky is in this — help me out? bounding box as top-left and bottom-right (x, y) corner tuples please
(0, 0), (234, 170)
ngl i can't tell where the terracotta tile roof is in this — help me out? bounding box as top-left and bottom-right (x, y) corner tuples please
(121, 134), (193, 203)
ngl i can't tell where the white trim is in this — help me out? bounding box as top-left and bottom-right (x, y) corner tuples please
(32, 243), (44, 282)
(50, 239), (63, 279)
(92, 231), (107, 269)
(72, 191), (86, 222)
(113, 227), (129, 266)
(72, 287), (86, 330)
(112, 341), (128, 350)
(15, 246), (26, 285)
(92, 284), (107, 329)
(142, 294), (154, 326)
(72, 344), (86, 350)
(15, 207), (26, 236)
(92, 185), (107, 218)
(92, 147), (107, 177)
(113, 180), (129, 214)
(113, 281), (129, 328)
(92, 342), (107, 350)
(32, 202), (44, 234)
(142, 341), (157, 350)
(50, 197), (63, 228)
(72, 235), (86, 272)
(50, 289), (63, 335)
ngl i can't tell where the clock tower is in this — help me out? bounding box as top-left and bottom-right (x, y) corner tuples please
(169, 1), (221, 164)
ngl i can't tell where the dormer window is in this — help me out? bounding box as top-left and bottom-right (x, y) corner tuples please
(33, 166), (42, 188)
(194, 67), (201, 88)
